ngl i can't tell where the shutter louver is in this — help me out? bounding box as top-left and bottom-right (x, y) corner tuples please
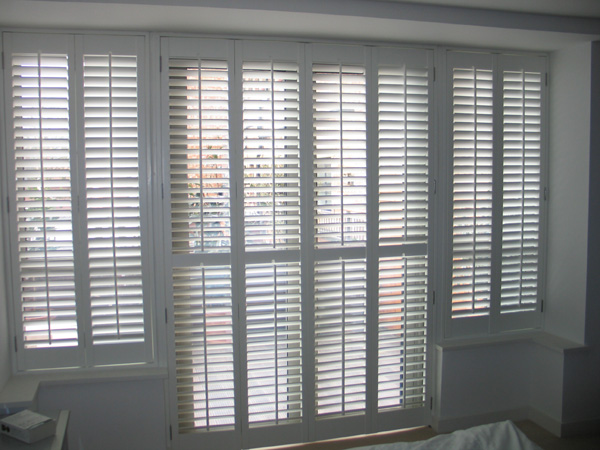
(246, 262), (302, 426)
(243, 61), (301, 251)
(169, 59), (231, 253)
(378, 66), (429, 245)
(11, 53), (78, 348)
(451, 67), (494, 319)
(501, 69), (542, 314)
(378, 257), (427, 410)
(314, 259), (367, 417)
(84, 54), (145, 344)
(312, 64), (367, 248)
(173, 266), (236, 432)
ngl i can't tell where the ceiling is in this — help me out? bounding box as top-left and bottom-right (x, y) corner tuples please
(389, 0), (600, 18)
(1, 0), (599, 51)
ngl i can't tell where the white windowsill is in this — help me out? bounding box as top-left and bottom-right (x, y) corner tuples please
(436, 330), (588, 355)
(0, 365), (168, 414)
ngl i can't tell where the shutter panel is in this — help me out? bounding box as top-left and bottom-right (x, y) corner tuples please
(167, 52), (237, 435)
(378, 257), (427, 409)
(242, 61), (301, 251)
(83, 53), (145, 345)
(241, 55), (304, 429)
(314, 259), (367, 417)
(169, 59), (231, 253)
(11, 52), (78, 349)
(375, 50), (430, 413)
(246, 262), (302, 425)
(312, 63), (367, 248)
(378, 65), (429, 245)
(312, 59), (368, 419)
(450, 64), (494, 319)
(173, 266), (236, 432)
(501, 68), (542, 314)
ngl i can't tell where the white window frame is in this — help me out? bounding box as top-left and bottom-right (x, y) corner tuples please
(1, 31), (156, 371)
(442, 49), (548, 339)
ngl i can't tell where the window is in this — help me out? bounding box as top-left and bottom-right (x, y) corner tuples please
(2, 32), (153, 369)
(445, 50), (546, 337)
(0, 30), (548, 450)
(161, 38), (432, 449)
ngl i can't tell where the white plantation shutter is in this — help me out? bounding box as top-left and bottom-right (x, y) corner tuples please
(312, 62), (367, 248)
(83, 53), (146, 347)
(449, 53), (494, 323)
(169, 58), (231, 253)
(242, 60), (301, 251)
(166, 48), (237, 437)
(377, 63), (429, 246)
(240, 42), (304, 444)
(374, 48), (430, 416)
(173, 265), (236, 432)
(377, 256), (427, 410)
(500, 61), (543, 318)
(163, 39), (433, 449)
(4, 33), (152, 369)
(245, 262), (302, 425)
(311, 49), (369, 427)
(11, 51), (78, 351)
(314, 259), (367, 417)
(446, 51), (546, 336)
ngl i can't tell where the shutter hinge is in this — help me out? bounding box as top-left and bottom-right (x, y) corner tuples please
(545, 72), (548, 87)
(1, 52), (5, 71)
(159, 56), (162, 73)
(430, 396), (433, 410)
(541, 299), (544, 313)
(544, 187), (548, 201)
(433, 179), (437, 195)
(6, 196), (10, 214)
(161, 183), (164, 200)
(169, 425), (173, 441)
(165, 308), (168, 324)
(14, 336), (18, 352)
(432, 290), (436, 305)
(432, 67), (436, 82)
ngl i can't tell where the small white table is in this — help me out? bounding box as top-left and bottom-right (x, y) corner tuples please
(0, 411), (69, 450)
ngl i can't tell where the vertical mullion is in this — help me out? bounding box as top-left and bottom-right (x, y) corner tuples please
(339, 66), (345, 246)
(470, 69), (478, 316)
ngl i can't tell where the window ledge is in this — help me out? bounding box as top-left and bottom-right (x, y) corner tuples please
(436, 331), (588, 355)
(0, 365), (167, 414)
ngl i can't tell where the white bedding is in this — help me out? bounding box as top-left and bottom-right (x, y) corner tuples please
(350, 421), (542, 450)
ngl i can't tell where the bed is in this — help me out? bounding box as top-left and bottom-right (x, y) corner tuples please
(349, 421), (542, 450)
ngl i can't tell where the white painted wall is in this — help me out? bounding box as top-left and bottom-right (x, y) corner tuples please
(545, 42), (592, 344)
(37, 379), (168, 450)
